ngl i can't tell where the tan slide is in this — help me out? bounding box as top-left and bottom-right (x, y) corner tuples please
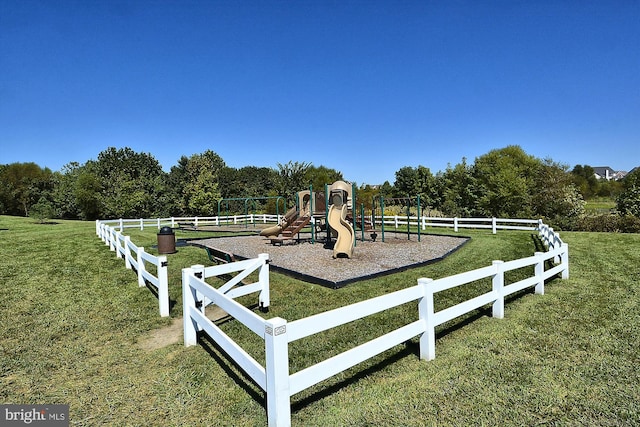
(260, 206), (298, 237)
(328, 204), (355, 258)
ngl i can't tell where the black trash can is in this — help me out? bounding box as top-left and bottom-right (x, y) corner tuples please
(157, 226), (176, 254)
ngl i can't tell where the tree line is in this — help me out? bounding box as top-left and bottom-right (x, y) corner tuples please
(1, 145), (639, 231)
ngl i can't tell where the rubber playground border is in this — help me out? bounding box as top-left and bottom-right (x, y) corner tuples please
(189, 232), (471, 289)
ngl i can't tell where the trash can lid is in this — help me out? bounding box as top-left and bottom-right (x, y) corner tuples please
(158, 226), (174, 235)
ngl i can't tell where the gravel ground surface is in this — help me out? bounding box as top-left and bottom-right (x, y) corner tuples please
(193, 232), (469, 288)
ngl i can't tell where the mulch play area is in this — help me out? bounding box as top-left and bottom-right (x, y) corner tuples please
(191, 232), (469, 288)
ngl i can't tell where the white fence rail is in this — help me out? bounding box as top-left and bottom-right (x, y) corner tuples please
(182, 220), (568, 426)
(98, 214), (283, 232)
(98, 215), (538, 235)
(182, 254), (271, 387)
(96, 221), (169, 317)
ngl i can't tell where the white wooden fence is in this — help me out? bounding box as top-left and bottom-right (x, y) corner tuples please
(182, 221), (568, 427)
(182, 254), (271, 388)
(96, 221), (170, 317)
(98, 214), (539, 235)
(98, 214), (282, 232)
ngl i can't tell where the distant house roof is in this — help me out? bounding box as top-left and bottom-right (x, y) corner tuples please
(593, 166), (617, 180)
(592, 166), (634, 181)
(611, 170), (627, 180)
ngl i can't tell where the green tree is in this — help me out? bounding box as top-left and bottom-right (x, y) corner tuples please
(92, 147), (166, 218)
(276, 160), (312, 199)
(379, 181), (394, 198)
(533, 159), (585, 229)
(219, 166), (280, 200)
(304, 165), (344, 192)
(0, 162), (54, 216)
(393, 166), (420, 197)
(617, 168), (640, 217)
(74, 170), (103, 220)
(29, 196), (56, 223)
(51, 163), (82, 219)
(356, 184), (379, 211)
(473, 146), (539, 217)
(393, 165), (439, 208)
(437, 159), (478, 217)
(179, 150), (225, 216)
(166, 156), (190, 216)
(570, 164), (599, 198)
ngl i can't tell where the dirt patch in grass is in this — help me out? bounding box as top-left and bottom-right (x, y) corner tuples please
(138, 305), (230, 351)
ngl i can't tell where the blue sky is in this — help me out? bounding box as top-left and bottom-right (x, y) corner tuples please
(1, 1), (638, 185)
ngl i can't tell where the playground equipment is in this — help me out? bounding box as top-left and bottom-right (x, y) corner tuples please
(372, 195), (422, 242)
(327, 181), (355, 258)
(260, 181), (357, 258)
(260, 189), (326, 244)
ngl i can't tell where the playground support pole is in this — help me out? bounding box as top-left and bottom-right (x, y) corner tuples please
(352, 182), (357, 247)
(361, 203), (365, 242)
(310, 184), (314, 244)
(325, 184), (330, 245)
(295, 192), (300, 244)
(406, 198), (410, 241)
(417, 195), (421, 242)
(381, 196), (385, 243)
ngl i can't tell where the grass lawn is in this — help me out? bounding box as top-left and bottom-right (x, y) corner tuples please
(1, 215), (639, 426)
(585, 198), (617, 214)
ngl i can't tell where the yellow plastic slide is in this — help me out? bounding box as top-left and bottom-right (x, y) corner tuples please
(328, 204), (355, 258)
(260, 206), (298, 237)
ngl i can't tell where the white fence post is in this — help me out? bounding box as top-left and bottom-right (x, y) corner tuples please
(192, 265), (206, 316)
(115, 231), (123, 259)
(158, 255), (169, 317)
(418, 278), (435, 361)
(109, 227), (116, 251)
(492, 260), (504, 319)
(140, 218), (144, 230)
(119, 218), (123, 232)
(124, 236), (132, 269)
(561, 243), (569, 279)
(454, 217), (458, 232)
(422, 215), (426, 230)
(492, 217), (497, 234)
(182, 267), (198, 347)
(534, 252), (545, 295)
(258, 253), (270, 311)
(264, 317), (291, 427)
(136, 247), (146, 287)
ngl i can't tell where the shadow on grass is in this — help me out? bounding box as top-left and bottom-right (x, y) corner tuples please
(291, 343), (416, 413)
(197, 332), (266, 408)
(186, 233), (562, 415)
(188, 288), (539, 416)
(145, 282), (178, 312)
